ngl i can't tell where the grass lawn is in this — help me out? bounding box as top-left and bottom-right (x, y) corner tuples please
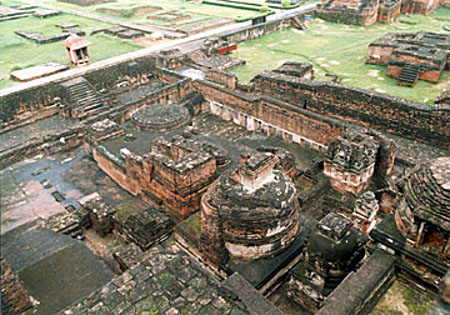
(230, 8), (450, 103)
(0, 2), (141, 89)
(29, 0), (265, 24)
(370, 281), (433, 315)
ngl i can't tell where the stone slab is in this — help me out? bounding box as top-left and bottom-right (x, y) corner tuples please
(55, 22), (79, 28)
(222, 272), (284, 315)
(11, 63), (69, 82)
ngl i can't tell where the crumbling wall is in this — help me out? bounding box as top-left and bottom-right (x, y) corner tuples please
(206, 69), (237, 89)
(193, 80), (343, 150)
(0, 125), (84, 169)
(377, 1), (401, 23)
(252, 73), (450, 149)
(0, 83), (65, 127)
(219, 15), (292, 43)
(83, 56), (157, 91)
(316, 1), (379, 26)
(401, 0), (440, 15)
(1, 259), (33, 315)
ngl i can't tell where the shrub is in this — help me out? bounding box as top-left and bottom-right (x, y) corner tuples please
(260, 5), (269, 13)
(282, 0), (290, 7)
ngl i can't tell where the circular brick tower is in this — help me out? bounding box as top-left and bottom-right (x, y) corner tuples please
(199, 152), (301, 266)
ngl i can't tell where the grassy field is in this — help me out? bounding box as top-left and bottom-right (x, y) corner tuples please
(0, 1), (142, 89)
(29, 0), (266, 24)
(371, 281), (433, 315)
(230, 8), (450, 103)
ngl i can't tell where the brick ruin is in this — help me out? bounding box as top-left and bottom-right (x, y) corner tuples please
(367, 31), (450, 86)
(400, 157), (449, 262)
(85, 114), (229, 220)
(287, 213), (368, 312)
(323, 130), (397, 195)
(199, 152), (301, 266)
(0, 259), (33, 315)
(0, 11), (449, 314)
(316, 0), (445, 26)
(250, 63), (449, 149)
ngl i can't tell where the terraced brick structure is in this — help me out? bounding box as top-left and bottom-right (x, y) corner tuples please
(323, 131), (397, 195)
(403, 156), (450, 262)
(367, 31), (450, 86)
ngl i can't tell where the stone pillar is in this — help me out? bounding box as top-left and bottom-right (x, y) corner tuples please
(199, 192), (229, 266)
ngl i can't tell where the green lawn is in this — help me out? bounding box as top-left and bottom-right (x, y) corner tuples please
(371, 281), (433, 315)
(230, 8), (450, 104)
(27, 0), (265, 24)
(0, 3), (141, 89)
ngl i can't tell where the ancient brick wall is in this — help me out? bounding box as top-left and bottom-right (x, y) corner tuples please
(367, 45), (396, 65)
(316, 3), (379, 26)
(0, 82), (65, 127)
(89, 141), (219, 220)
(193, 80), (343, 150)
(377, 1), (401, 23)
(219, 15), (292, 43)
(401, 0), (440, 14)
(1, 259), (33, 315)
(206, 69), (237, 89)
(83, 56), (157, 91)
(0, 125), (84, 169)
(252, 73), (450, 149)
(91, 145), (140, 195)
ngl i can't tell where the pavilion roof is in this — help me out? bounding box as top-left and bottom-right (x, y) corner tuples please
(62, 34), (91, 50)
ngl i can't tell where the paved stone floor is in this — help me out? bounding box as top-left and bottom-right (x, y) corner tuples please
(0, 149), (84, 235)
(61, 242), (251, 315)
(1, 226), (113, 315)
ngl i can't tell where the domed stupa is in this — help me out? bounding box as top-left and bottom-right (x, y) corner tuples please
(131, 103), (190, 132)
(304, 213), (368, 284)
(398, 157), (450, 258)
(199, 152), (301, 265)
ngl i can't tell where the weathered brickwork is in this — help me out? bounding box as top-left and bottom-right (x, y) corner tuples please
(60, 246), (250, 314)
(194, 80), (343, 151)
(324, 130), (397, 195)
(251, 71), (450, 149)
(0, 83), (65, 127)
(200, 152), (301, 265)
(88, 133), (228, 220)
(1, 259), (33, 315)
(401, 0), (440, 15)
(367, 31), (449, 86)
(316, 0), (380, 26)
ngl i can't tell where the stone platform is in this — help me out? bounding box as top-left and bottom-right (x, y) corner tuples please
(176, 213), (317, 294)
(11, 63), (68, 82)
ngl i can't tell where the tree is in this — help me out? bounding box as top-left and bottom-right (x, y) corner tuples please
(282, 0), (290, 7)
(260, 5), (269, 13)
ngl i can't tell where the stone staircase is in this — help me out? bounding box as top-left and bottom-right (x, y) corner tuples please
(397, 64), (421, 87)
(291, 16), (308, 30)
(61, 77), (107, 119)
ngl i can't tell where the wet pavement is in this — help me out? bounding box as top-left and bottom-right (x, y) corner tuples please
(0, 149), (85, 235)
(0, 147), (144, 314)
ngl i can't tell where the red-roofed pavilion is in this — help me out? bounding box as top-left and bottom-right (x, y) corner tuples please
(62, 34), (92, 66)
